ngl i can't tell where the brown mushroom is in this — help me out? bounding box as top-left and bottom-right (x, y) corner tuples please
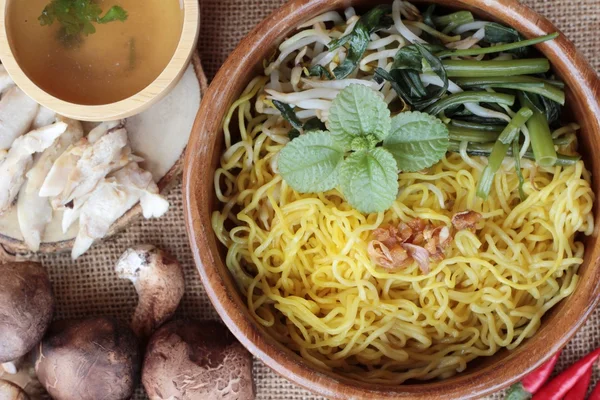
(115, 245), (185, 339)
(34, 317), (141, 400)
(0, 262), (54, 372)
(142, 320), (254, 400)
(0, 358), (44, 400)
(0, 379), (29, 400)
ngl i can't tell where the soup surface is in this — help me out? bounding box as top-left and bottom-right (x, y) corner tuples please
(6, 0), (183, 105)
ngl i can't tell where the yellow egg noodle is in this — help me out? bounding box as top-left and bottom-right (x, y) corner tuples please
(212, 77), (594, 383)
(211, 2), (595, 384)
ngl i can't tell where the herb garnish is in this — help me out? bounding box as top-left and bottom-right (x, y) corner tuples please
(39, 0), (128, 43)
(277, 85), (449, 213)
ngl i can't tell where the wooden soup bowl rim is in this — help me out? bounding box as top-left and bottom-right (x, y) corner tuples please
(0, 0), (200, 122)
(184, 0), (600, 399)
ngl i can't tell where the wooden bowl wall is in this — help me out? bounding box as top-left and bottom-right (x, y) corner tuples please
(184, 1), (600, 399)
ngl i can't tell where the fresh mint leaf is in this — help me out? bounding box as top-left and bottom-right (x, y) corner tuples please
(328, 85), (391, 145)
(338, 148), (399, 213)
(383, 111), (449, 172)
(278, 131), (344, 193)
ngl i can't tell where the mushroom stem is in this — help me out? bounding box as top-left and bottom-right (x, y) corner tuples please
(1, 362), (17, 374)
(0, 379), (29, 400)
(115, 245), (185, 340)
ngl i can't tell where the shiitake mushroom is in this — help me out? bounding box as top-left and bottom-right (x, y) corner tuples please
(0, 262), (54, 368)
(0, 380), (29, 400)
(142, 320), (254, 400)
(34, 317), (141, 400)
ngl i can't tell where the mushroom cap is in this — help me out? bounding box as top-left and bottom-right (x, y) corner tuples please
(0, 262), (54, 363)
(0, 380), (29, 400)
(34, 317), (141, 400)
(142, 320), (254, 400)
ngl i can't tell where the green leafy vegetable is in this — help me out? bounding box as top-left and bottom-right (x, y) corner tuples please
(40, 0), (128, 42)
(277, 85), (450, 213)
(519, 93), (557, 167)
(433, 11), (474, 33)
(447, 141), (578, 166)
(513, 139), (527, 201)
(272, 100), (303, 131)
(375, 44), (448, 110)
(437, 33), (559, 59)
(328, 6), (393, 79)
(483, 22), (537, 58)
(383, 112), (449, 172)
(307, 65), (334, 80)
(338, 149), (399, 214)
(278, 131), (345, 193)
(424, 92), (515, 116)
(476, 107), (533, 199)
(328, 84), (391, 143)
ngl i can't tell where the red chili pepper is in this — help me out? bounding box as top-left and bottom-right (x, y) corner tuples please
(533, 348), (600, 400)
(589, 379), (600, 400)
(563, 365), (593, 400)
(505, 351), (561, 400)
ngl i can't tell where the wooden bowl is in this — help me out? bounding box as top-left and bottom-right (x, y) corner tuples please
(184, 1), (600, 399)
(0, 0), (199, 122)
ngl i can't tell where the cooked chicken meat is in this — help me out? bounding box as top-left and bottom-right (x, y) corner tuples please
(18, 117), (83, 251)
(0, 87), (39, 150)
(72, 162), (169, 259)
(0, 122), (67, 214)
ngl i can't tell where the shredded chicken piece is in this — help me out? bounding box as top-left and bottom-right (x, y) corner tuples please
(0, 122), (67, 214)
(452, 210), (482, 231)
(0, 87), (39, 150)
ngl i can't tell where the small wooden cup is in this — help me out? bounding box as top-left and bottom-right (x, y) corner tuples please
(184, 1), (600, 399)
(0, 0), (199, 122)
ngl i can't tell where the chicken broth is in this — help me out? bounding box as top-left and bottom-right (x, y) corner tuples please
(6, 0), (183, 105)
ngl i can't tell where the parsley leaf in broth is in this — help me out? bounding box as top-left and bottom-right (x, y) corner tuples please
(39, 0), (128, 44)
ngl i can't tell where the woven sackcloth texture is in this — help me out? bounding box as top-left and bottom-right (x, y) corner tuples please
(30, 0), (599, 399)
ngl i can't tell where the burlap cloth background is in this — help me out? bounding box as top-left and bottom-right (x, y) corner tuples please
(33, 1), (600, 399)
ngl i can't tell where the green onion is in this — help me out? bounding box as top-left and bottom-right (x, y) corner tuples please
(513, 139), (527, 201)
(448, 125), (501, 143)
(437, 32), (558, 58)
(451, 119), (507, 132)
(424, 91), (515, 116)
(439, 59), (550, 77)
(454, 76), (565, 104)
(448, 141), (579, 166)
(476, 107), (533, 199)
(519, 93), (557, 167)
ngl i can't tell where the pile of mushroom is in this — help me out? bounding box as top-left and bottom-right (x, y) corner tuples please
(0, 245), (255, 400)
